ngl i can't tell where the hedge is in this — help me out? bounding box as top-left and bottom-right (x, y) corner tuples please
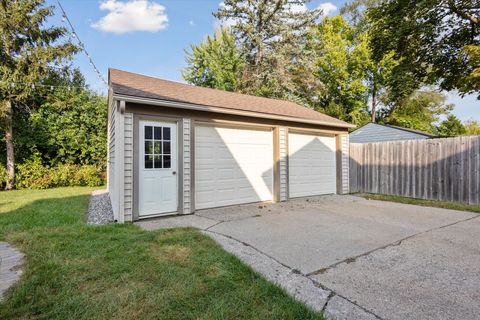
(1, 159), (104, 189)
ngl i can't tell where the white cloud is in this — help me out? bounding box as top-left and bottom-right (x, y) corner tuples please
(287, 3), (308, 13)
(214, 2), (237, 29)
(189, 20), (195, 26)
(317, 2), (337, 16)
(284, 2), (337, 16)
(92, 0), (168, 34)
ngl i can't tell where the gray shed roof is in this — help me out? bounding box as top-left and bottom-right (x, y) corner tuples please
(349, 123), (434, 143)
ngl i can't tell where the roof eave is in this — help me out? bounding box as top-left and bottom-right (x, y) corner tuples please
(112, 93), (356, 129)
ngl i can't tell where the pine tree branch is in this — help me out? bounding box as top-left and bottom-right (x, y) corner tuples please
(447, 0), (480, 25)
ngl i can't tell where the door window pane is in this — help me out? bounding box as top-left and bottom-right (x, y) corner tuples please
(163, 155), (171, 168)
(154, 155), (162, 168)
(163, 127), (171, 140)
(144, 126), (153, 139)
(144, 155), (153, 168)
(163, 141), (171, 154)
(145, 141), (153, 154)
(154, 141), (162, 154)
(154, 127), (162, 140)
(144, 125), (173, 170)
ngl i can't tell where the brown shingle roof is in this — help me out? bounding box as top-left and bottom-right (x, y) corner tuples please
(109, 68), (353, 128)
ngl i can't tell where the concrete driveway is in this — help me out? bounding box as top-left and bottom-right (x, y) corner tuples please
(137, 195), (480, 320)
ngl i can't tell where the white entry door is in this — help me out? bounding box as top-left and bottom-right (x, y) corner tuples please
(195, 125), (274, 210)
(139, 121), (178, 216)
(288, 132), (336, 198)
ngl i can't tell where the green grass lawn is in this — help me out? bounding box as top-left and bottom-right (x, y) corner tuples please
(355, 193), (480, 214)
(0, 187), (322, 320)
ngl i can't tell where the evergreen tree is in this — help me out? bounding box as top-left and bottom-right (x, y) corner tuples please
(437, 115), (466, 137)
(213, 0), (322, 100)
(0, 0), (77, 189)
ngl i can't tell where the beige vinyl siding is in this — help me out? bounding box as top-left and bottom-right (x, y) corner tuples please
(108, 100), (117, 219)
(340, 134), (349, 194)
(279, 127), (288, 201)
(183, 118), (192, 214)
(124, 113), (134, 222)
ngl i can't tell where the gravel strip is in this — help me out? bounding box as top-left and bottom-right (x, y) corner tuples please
(87, 189), (114, 225)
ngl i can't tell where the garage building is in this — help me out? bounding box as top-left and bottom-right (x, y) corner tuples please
(108, 69), (353, 222)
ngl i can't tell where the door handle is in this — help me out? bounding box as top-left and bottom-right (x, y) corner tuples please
(172, 171), (177, 175)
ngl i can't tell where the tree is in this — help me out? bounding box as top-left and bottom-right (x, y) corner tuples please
(29, 72), (107, 167)
(437, 115), (466, 137)
(368, 0), (480, 98)
(0, 0), (77, 189)
(341, 1), (426, 122)
(308, 15), (374, 125)
(213, 0), (322, 100)
(464, 119), (480, 135)
(384, 90), (454, 134)
(182, 29), (245, 92)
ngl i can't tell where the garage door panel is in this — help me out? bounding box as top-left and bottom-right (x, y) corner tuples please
(289, 133), (336, 198)
(218, 168), (235, 180)
(195, 126), (274, 210)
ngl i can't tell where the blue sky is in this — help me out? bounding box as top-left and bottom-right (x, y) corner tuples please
(48, 0), (478, 121)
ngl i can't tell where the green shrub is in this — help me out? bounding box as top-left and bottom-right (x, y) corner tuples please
(0, 166), (7, 189)
(15, 160), (104, 189)
(16, 157), (52, 189)
(72, 165), (103, 187)
(50, 163), (77, 187)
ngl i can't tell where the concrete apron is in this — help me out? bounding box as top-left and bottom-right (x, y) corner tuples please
(136, 195), (480, 320)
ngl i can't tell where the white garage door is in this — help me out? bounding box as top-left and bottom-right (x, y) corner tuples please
(195, 125), (274, 210)
(288, 132), (336, 198)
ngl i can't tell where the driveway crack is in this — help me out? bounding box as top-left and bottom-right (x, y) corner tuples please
(203, 220), (224, 231)
(205, 229), (385, 320)
(311, 279), (385, 320)
(307, 213), (480, 277)
(321, 291), (335, 313)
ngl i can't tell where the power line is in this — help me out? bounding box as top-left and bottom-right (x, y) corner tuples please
(56, 0), (108, 86)
(0, 80), (101, 92)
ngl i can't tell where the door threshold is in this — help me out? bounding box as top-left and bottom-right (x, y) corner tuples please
(137, 211), (180, 220)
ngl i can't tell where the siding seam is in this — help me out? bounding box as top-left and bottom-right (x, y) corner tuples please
(341, 134), (350, 194)
(279, 127), (288, 201)
(124, 113), (133, 222)
(183, 118), (192, 214)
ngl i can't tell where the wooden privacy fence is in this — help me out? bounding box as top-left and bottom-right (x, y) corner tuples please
(349, 136), (480, 204)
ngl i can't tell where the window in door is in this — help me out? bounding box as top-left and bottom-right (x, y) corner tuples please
(144, 126), (171, 169)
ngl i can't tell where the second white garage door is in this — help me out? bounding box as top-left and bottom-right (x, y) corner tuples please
(195, 125), (274, 210)
(288, 132), (336, 198)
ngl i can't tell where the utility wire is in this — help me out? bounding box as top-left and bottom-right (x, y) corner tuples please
(0, 80), (97, 91)
(56, 0), (108, 86)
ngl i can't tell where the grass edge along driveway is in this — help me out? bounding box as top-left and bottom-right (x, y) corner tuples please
(0, 187), (323, 320)
(355, 192), (480, 214)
